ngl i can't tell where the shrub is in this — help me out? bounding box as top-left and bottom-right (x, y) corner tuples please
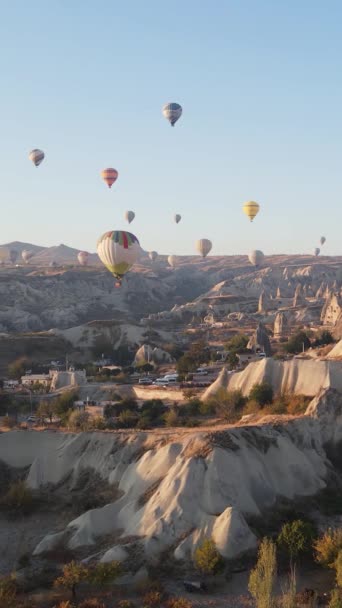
(164, 410), (180, 427)
(165, 599), (192, 608)
(54, 561), (88, 599)
(117, 410), (139, 428)
(248, 538), (277, 608)
(140, 399), (166, 420)
(194, 538), (223, 575)
(284, 331), (311, 354)
(68, 410), (90, 431)
(277, 520), (315, 566)
(87, 561), (121, 585)
(0, 574), (17, 608)
(142, 591), (163, 608)
(285, 394), (311, 415)
(78, 600), (105, 608)
(336, 550), (342, 588)
(224, 334), (249, 353)
(182, 398), (202, 416)
(328, 589), (342, 608)
(2, 416), (16, 429)
(91, 416), (107, 430)
(314, 528), (342, 568)
(1, 480), (33, 515)
(249, 382), (274, 407)
(118, 601), (135, 608)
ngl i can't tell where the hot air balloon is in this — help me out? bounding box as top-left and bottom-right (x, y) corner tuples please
(9, 249), (18, 264)
(168, 255), (178, 268)
(162, 103), (182, 127)
(22, 250), (34, 264)
(196, 239), (212, 258)
(314, 248), (320, 257)
(97, 230), (141, 284)
(174, 214), (181, 224)
(149, 251), (158, 262)
(78, 251), (89, 266)
(101, 168), (118, 189)
(320, 236), (326, 246)
(124, 210), (135, 224)
(248, 250), (264, 267)
(242, 201), (260, 222)
(29, 149), (45, 167)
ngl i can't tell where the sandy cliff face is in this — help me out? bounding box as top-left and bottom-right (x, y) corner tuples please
(0, 389), (340, 567)
(204, 359), (342, 398)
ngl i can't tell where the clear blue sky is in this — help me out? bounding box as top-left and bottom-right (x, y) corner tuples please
(0, 0), (341, 256)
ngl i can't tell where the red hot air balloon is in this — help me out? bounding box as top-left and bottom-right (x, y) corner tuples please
(101, 168), (118, 189)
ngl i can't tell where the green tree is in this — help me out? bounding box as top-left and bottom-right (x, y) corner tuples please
(194, 538), (223, 575)
(329, 590), (342, 608)
(54, 561), (88, 599)
(164, 409), (180, 427)
(277, 520), (315, 568)
(314, 528), (342, 569)
(336, 550), (342, 588)
(176, 355), (198, 378)
(314, 331), (334, 347)
(224, 334), (249, 353)
(248, 538), (277, 608)
(8, 357), (31, 380)
(37, 400), (56, 423)
(54, 391), (79, 416)
(117, 410), (139, 428)
(284, 331), (311, 354)
(68, 410), (90, 431)
(206, 389), (245, 420)
(249, 382), (274, 407)
(87, 561), (121, 586)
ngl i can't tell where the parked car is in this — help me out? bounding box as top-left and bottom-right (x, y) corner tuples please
(138, 378), (152, 385)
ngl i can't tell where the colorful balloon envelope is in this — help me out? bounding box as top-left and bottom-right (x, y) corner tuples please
(174, 214), (182, 224)
(124, 210), (135, 224)
(22, 250), (34, 264)
(196, 239), (212, 258)
(168, 255), (178, 268)
(29, 149), (45, 167)
(77, 251), (89, 266)
(97, 230), (141, 283)
(242, 201), (260, 222)
(149, 251), (158, 262)
(162, 102), (182, 127)
(248, 250), (264, 267)
(101, 168), (118, 189)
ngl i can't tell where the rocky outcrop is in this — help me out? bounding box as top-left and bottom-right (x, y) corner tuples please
(247, 323), (271, 356)
(321, 293), (342, 325)
(274, 311), (290, 338)
(134, 344), (174, 366)
(293, 284), (306, 307)
(203, 358), (342, 398)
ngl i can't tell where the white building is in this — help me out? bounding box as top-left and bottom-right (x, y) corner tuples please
(21, 374), (51, 387)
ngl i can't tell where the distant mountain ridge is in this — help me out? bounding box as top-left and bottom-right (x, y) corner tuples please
(0, 241), (99, 265)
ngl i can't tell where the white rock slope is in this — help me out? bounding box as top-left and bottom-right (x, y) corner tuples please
(0, 389), (340, 565)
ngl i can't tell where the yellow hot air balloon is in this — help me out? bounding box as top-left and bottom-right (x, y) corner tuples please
(242, 201), (260, 222)
(97, 230), (141, 285)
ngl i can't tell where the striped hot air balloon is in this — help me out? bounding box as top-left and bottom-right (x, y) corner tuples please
(78, 251), (89, 266)
(97, 230), (141, 284)
(196, 239), (212, 258)
(162, 103), (182, 127)
(101, 168), (118, 189)
(248, 250), (264, 267)
(242, 201), (260, 222)
(29, 149), (45, 167)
